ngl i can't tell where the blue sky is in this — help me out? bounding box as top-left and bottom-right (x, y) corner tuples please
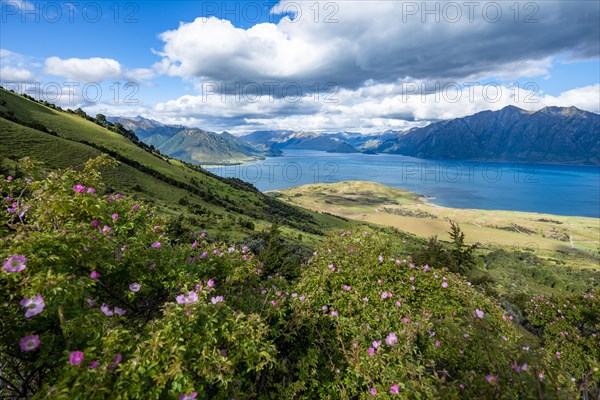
(1, 0), (599, 133)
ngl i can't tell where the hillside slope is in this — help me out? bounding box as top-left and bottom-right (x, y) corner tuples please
(0, 88), (354, 241)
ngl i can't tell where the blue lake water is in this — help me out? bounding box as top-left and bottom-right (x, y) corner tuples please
(206, 150), (600, 218)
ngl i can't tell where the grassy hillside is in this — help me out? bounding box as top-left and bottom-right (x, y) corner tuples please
(0, 88), (356, 243)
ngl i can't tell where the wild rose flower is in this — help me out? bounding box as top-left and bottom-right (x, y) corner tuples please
(20, 295), (45, 318)
(3, 255), (27, 272)
(177, 291), (199, 304)
(386, 332), (398, 346)
(111, 354), (122, 369)
(73, 185), (85, 193)
(101, 304), (114, 316)
(474, 309), (484, 319)
(69, 351), (84, 366)
(179, 393), (197, 400)
(129, 283), (141, 292)
(151, 242), (161, 248)
(90, 271), (100, 279)
(390, 384), (399, 394)
(19, 335), (40, 351)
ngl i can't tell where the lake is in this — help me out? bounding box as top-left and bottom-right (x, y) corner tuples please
(206, 150), (600, 218)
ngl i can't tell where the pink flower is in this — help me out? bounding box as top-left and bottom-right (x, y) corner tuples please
(177, 291), (199, 304)
(390, 384), (399, 394)
(19, 335), (40, 351)
(402, 317), (409, 324)
(191, 240), (198, 249)
(331, 310), (338, 317)
(370, 387), (377, 395)
(112, 213), (119, 220)
(372, 340), (382, 348)
(132, 204), (140, 211)
(200, 232), (207, 237)
(69, 351), (84, 366)
(6, 176), (13, 181)
(441, 282), (448, 288)
(88, 360), (99, 369)
(91, 219), (100, 227)
(423, 264), (430, 271)
(378, 255), (384, 263)
(90, 271), (101, 279)
(3, 255), (27, 272)
(20, 295), (45, 318)
(85, 298), (96, 308)
(395, 301), (402, 307)
(179, 393), (197, 400)
(367, 347), (375, 356)
(220, 349), (228, 357)
(386, 332), (398, 346)
(101, 225), (112, 233)
(435, 341), (441, 347)
(153, 225), (160, 231)
(72, 185), (85, 193)
(474, 309), (484, 319)
(116, 193), (123, 199)
(322, 305), (328, 311)
(114, 307), (126, 316)
(328, 264), (335, 271)
(101, 304), (114, 316)
(111, 354), (122, 369)
(343, 285), (352, 291)
(409, 276), (415, 282)
(485, 374), (497, 385)
(211, 296), (224, 304)
(151, 242), (161, 248)
(129, 283), (141, 292)
(207, 279), (215, 288)
(86, 187), (95, 194)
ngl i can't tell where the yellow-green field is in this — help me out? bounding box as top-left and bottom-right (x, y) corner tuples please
(274, 180), (600, 260)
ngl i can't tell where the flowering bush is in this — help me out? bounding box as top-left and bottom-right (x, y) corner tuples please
(1, 157), (597, 399)
(0, 157), (276, 399)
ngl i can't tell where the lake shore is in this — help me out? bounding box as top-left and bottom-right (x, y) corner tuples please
(273, 180), (600, 257)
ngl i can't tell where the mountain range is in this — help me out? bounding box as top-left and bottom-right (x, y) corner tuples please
(108, 116), (282, 165)
(109, 105), (599, 166)
(374, 106), (600, 166)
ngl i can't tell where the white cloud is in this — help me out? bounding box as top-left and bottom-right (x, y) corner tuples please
(149, 83), (600, 134)
(44, 57), (123, 82)
(0, 66), (35, 82)
(155, 1), (599, 88)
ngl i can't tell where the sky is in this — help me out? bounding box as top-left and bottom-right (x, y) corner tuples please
(1, 0), (599, 134)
